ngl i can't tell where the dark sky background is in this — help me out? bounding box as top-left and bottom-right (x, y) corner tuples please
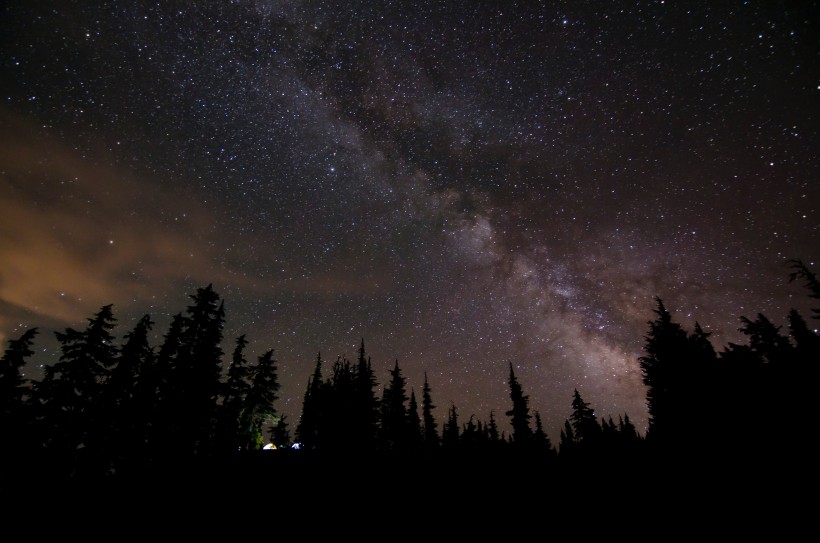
(1, 1), (817, 441)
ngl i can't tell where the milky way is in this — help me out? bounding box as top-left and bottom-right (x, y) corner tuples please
(1, 1), (817, 440)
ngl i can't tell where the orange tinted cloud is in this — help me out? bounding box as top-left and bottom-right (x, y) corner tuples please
(0, 110), (220, 339)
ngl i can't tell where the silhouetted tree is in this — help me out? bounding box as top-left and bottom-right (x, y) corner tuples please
(379, 360), (409, 452)
(216, 334), (252, 456)
(0, 328), (37, 425)
(269, 415), (290, 449)
(441, 402), (460, 450)
(295, 353), (323, 452)
(486, 410), (500, 443)
(421, 371), (439, 452)
(569, 389), (601, 447)
(788, 258), (820, 319)
(106, 314), (155, 474)
(352, 339), (380, 450)
(320, 355), (355, 453)
(146, 312), (185, 460)
(638, 297), (696, 455)
(36, 304), (118, 477)
(406, 389), (424, 453)
(0, 327), (38, 481)
(239, 349), (280, 451)
(153, 285), (225, 460)
(558, 419), (575, 458)
(505, 362), (532, 446)
(532, 411), (556, 459)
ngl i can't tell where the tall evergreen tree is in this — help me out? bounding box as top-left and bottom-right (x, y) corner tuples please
(105, 314), (155, 473)
(788, 258), (820, 319)
(322, 355), (356, 453)
(486, 410), (500, 444)
(217, 334), (252, 455)
(295, 353), (323, 452)
(239, 349), (280, 451)
(421, 371), (439, 451)
(352, 339), (380, 450)
(558, 419), (575, 458)
(638, 297), (694, 452)
(505, 362), (532, 446)
(569, 389), (600, 446)
(0, 328), (38, 423)
(269, 415), (290, 449)
(36, 304), (118, 475)
(441, 402), (460, 450)
(379, 360), (409, 453)
(406, 389), (424, 452)
(0, 328), (39, 481)
(154, 285), (226, 459)
(532, 411), (555, 458)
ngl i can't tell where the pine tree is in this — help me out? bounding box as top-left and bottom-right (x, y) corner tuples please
(352, 339), (380, 450)
(558, 419), (575, 458)
(788, 258), (820, 319)
(0, 328), (39, 482)
(152, 285), (226, 460)
(421, 371), (439, 451)
(379, 360), (409, 453)
(239, 349), (280, 451)
(147, 312), (185, 458)
(638, 297), (693, 452)
(106, 314), (155, 473)
(217, 334), (252, 455)
(569, 388), (600, 446)
(295, 353), (323, 452)
(269, 415), (290, 449)
(37, 305), (118, 475)
(486, 411), (500, 443)
(407, 389), (424, 452)
(323, 355), (355, 453)
(532, 411), (555, 458)
(441, 402), (460, 450)
(0, 328), (38, 422)
(505, 362), (532, 446)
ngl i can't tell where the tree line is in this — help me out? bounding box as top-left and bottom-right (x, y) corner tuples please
(0, 259), (817, 491)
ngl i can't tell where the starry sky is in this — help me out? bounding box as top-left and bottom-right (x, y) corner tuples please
(1, 1), (817, 441)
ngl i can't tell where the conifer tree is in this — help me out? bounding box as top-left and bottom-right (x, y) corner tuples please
(505, 362), (532, 446)
(37, 304), (118, 474)
(147, 312), (185, 458)
(421, 371), (439, 451)
(441, 402), (460, 449)
(105, 314), (154, 472)
(0, 328), (38, 423)
(638, 297), (693, 451)
(486, 411), (501, 444)
(532, 411), (555, 458)
(239, 349), (280, 451)
(788, 258), (820, 319)
(0, 328), (39, 480)
(295, 353), (323, 452)
(269, 415), (290, 449)
(558, 419), (575, 458)
(407, 389), (424, 452)
(323, 355), (355, 452)
(217, 334), (252, 455)
(352, 339), (380, 450)
(569, 389), (600, 446)
(379, 360), (409, 452)
(154, 285), (226, 459)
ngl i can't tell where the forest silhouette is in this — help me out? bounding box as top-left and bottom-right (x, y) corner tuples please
(0, 258), (817, 508)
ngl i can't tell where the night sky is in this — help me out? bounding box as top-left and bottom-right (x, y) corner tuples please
(1, 1), (817, 441)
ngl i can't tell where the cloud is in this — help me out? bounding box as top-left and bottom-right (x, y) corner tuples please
(0, 110), (220, 338)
